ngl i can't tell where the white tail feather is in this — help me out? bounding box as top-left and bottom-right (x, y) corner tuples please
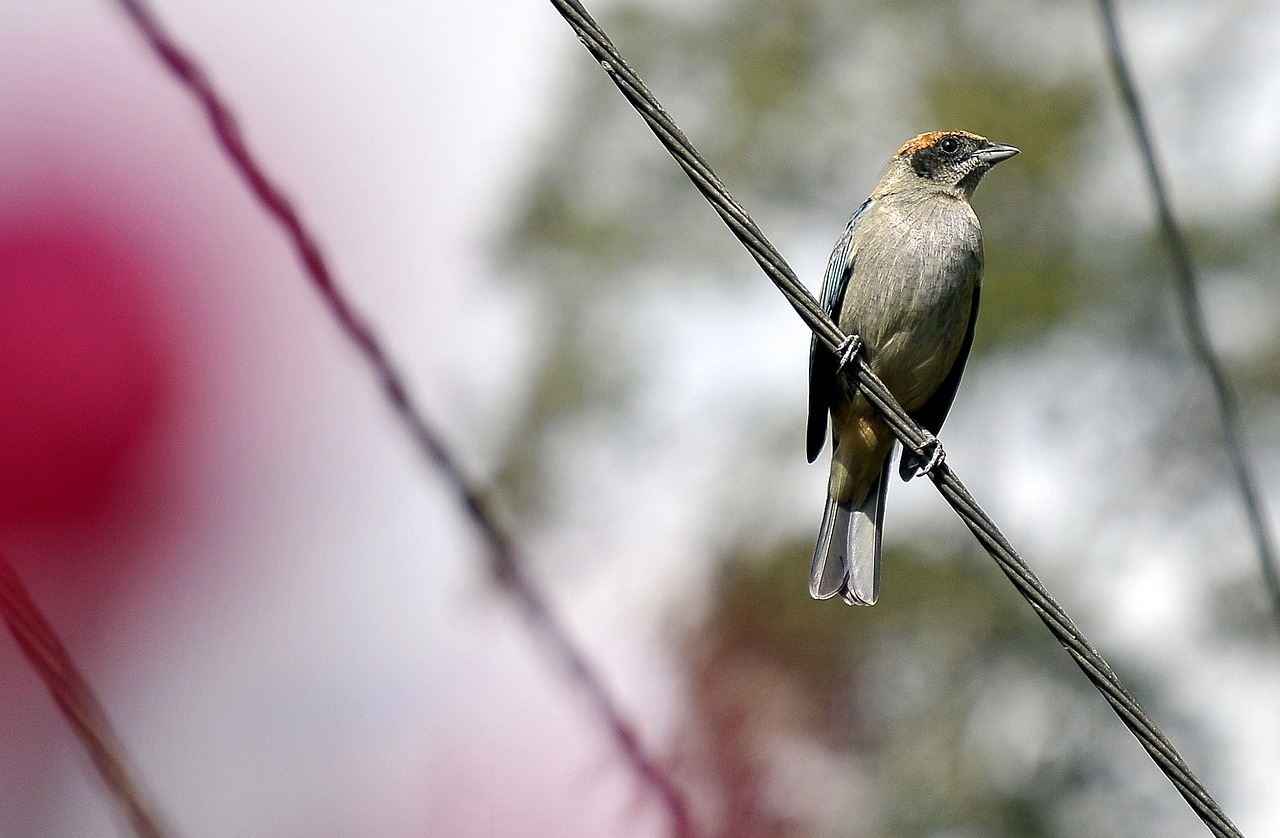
(809, 465), (887, 605)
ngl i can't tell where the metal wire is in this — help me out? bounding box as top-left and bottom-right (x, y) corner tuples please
(111, 1), (694, 835)
(547, 0), (1244, 834)
(0, 554), (170, 838)
(1097, 0), (1280, 634)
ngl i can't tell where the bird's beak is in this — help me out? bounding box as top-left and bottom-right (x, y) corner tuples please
(974, 142), (1020, 165)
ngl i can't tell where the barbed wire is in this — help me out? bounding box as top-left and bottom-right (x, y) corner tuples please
(1096, 0), (1280, 634)
(110, 1), (694, 836)
(0, 553), (170, 838)
(546, 0), (1244, 835)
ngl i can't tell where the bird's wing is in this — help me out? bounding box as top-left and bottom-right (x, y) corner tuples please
(807, 198), (871, 463)
(898, 280), (981, 479)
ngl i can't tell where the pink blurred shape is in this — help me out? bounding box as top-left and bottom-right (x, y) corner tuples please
(0, 212), (173, 529)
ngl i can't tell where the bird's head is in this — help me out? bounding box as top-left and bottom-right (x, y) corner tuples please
(880, 130), (1019, 199)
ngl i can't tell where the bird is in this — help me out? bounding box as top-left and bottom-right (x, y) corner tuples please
(807, 130), (1018, 605)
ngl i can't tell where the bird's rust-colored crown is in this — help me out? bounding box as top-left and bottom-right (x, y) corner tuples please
(895, 130), (985, 157)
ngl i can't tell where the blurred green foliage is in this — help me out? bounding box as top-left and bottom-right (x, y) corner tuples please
(680, 540), (1108, 837)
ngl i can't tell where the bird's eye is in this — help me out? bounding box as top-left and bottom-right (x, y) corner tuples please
(939, 136), (960, 154)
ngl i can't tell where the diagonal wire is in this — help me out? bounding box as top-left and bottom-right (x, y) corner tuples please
(546, 0), (1243, 834)
(109, 1), (694, 836)
(1097, 0), (1280, 632)
(0, 553), (170, 838)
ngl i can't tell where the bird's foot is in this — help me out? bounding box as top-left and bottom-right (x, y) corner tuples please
(834, 334), (862, 375)
(909, 432), (946, 479)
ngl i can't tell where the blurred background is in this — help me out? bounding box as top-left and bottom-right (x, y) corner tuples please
(1, 0), (1279, 835)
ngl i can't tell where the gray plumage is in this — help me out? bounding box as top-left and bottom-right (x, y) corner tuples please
(807, 130), (1018, 605)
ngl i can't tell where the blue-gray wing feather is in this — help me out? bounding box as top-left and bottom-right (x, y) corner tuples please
(807, 197), (871, 463)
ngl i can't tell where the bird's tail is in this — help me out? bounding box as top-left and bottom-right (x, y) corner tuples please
(809, 460), (889, 606)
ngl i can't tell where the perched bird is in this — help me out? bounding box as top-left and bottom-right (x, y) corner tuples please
(807, 130), (1018, 605)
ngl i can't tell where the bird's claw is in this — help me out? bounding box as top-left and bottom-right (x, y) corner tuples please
(834, 334), (862, 375)
(910, 432), (946, 479)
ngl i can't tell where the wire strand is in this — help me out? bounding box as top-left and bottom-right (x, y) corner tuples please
(1096, 0), (1280, 633)
(547, 0), (1243, 834)
(0, 554), (170, 838)
(110, 1), (694, 835)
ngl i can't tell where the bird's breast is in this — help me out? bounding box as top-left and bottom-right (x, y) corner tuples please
(837, 196), (981, 410)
